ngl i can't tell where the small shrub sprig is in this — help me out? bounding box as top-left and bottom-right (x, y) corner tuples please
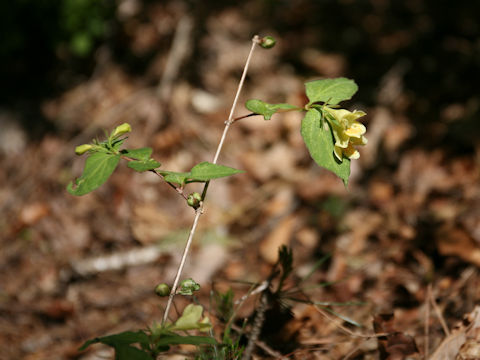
(68, 35), (367, 359)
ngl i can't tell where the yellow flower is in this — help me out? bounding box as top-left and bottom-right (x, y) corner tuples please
(74, 144), (93, 155)
(111, 123), (132, 138)
(323, 107), (367, 161)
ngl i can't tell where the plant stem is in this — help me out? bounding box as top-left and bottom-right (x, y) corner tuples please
(120, 155), (188, 199)
(162, 35), (261, 325)
(241, 291), (269, 360)
(230, 112), (257, 124)
(162, 207), (202, 325)
(214, 36), (260, 163)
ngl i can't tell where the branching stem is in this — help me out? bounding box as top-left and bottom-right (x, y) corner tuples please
(162, 35), (261, 325)
(230, 112), (258, 124)
(120, 155), (188, 199)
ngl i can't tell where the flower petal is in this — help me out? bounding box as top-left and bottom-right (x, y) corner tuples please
(351, 135), (368, 146)
(329, 121), (350, 148)
(344, 144), (360, 159)
(334, 145), (343, 161)
(344, 110), (366, 122)
(345, 122), (366, 138)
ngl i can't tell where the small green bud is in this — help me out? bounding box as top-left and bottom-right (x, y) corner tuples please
(155, 283), (171, 297)
(260, 36), (276, 49)
(187, 192), (202, 208)
(111, 123), (132, 138)
(75, 144), (93, 155)
(178, 278), (200, 295)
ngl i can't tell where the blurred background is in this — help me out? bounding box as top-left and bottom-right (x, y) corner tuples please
(1, 0), (480, 358)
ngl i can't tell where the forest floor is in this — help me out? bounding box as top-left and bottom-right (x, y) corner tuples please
(1, 2), (480, 359)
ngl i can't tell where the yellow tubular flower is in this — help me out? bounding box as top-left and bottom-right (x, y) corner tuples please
(75, 144), (93, 155)
(324, 107), (367, 161)
(111, 123), (132, 138)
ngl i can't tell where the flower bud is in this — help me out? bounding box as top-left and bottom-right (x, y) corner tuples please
(260, 36), (276, 49)
(155, 283), (171, 297)
(111, 123), (132, 138)
(178, 278), (200, 295)
(75, 144), (93, 155)
(187, 192), (202, 208)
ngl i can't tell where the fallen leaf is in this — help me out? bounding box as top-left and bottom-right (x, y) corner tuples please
(431, 307), (480, 360)
(457, 339), (480, 360)
(437, 226), (480, 267)
(260, 215), (296, 264)
(373, 313), (419, 360)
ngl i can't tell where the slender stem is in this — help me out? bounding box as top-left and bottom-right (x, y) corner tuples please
(162, 35), (261, 325)
(120, 155), (188, 200)
(230, 112), (258, 124)
(213, 36), (260, 164)
(241, 291), (269, 360)
(201, 36), (260, 201)
(162, 207), (202, 324)
(151, 170), (187, 199)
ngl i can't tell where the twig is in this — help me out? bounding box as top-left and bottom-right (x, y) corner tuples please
(222, 282), (262, 336)
(313, 305), (389, 339)
(162, 35), (261, 325)
(241, 291), (269, 360)
(120, 155), (188, 199)
(429, 287), (450, 336)
(156, 13), (194, 102)
(425, 284), (432, 359)
(234, 281), (269, 305)
(343, 343), (364, 360)
(231, 323), (287, 360)
(241, 254), (285, 360)
(230, 112), (258, 124)
(69, 245), (162, 277)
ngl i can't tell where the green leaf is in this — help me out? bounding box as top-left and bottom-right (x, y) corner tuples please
(215, 289), (235, 323)
(245, 99), (299, 120)
(122, 148), (153, 161)
(110, 137), (126, 152)
(169, 304), (211, 331)
(67, 152), (121, 196)
(79, 331), (151, 351)
(301, 109), (350, 186)
(155, 334), (216, 348)
(157, 170), (191, 186)
(189, 162), (244, 181)
(127, 159), (161, 172)
(305, 78), (358, 105)
(158, 162), (243, 185)
(171, 304), (203, 331)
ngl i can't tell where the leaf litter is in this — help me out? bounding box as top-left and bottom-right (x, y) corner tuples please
(1, 1), (480, 359)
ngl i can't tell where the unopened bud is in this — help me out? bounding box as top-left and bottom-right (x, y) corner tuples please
(75, 144), (93, 155)
(186, 192), (202, 208)
(178, 278), (200, 295)
(260, 36), (276, 49)
(155, 283), (171, 297)
(111, 123), (132, 138)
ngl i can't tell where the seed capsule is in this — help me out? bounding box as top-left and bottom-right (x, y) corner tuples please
(155, 283), (171, 297)
(260, 36), (276, 49)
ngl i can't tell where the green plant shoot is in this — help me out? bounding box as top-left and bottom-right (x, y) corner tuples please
(245, 77), (367, 186)
(67, 123), (244, 196)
